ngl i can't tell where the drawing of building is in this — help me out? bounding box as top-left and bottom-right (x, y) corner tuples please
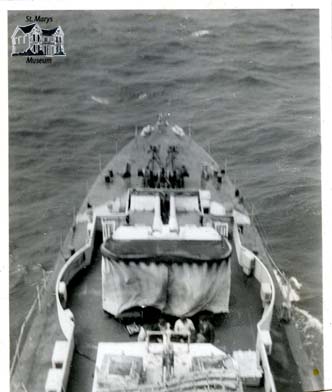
(11, 23), (65, 56)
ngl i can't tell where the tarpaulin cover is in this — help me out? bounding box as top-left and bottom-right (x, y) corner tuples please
(103, 238), (232, 262)
(102, 257), (231, 317)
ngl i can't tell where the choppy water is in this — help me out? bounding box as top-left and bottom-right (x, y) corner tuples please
(8, 9), (321, 362)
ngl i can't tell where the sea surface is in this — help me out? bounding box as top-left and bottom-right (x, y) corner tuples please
(8, 9), (321, 362)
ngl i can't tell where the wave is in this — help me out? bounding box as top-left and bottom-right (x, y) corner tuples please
(197, 67), (237, 86)
(275, 159), (301, 174)
(10, 85), (63, 95)
(117, 82), (173, 103)
(293, 306), (322, 335)
(272, 270), (323, 370)
(238, 75), (276, 88)
(91, 95), (110, 105)
(272, 261), (322, 334)
(9, 262), (28, 293)
(44, 116), (85, 131)
(138, 53), (165, 62)
(12, 129), (49, 139)
(227, 18), (291, 36)
(274, 270), (301, 302)
(137, 93), (148, 101)
(191, 29), (211, 38)
(292, 305), (323, 373)
(137, 41), (189, 62)
(291, 139), (321, 162)
(255, 38), (304, 51)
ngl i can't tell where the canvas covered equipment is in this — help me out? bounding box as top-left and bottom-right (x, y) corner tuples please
(102, 257), (231, 317)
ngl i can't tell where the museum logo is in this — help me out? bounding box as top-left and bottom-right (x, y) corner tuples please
(11, 22), (66, 63)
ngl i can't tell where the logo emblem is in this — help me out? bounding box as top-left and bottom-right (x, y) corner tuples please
(11, 23), (66, 57)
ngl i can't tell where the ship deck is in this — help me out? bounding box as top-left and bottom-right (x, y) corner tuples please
(66, 233), (263, 392)
(76, 126), (243, 219)
(11, 123), (308, 392)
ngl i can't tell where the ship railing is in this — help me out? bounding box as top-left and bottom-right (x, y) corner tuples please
(10, 210), (96, 385)
(232, 221), (276, 392)
(254, 253), (276, 392)
(56, 213), (97, 336)
(44, 213), (98, 392)
(243, 198), (299, 322)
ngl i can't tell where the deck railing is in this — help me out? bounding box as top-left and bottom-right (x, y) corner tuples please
(233, 222), (276, 392)
(47, 214), (97, 392)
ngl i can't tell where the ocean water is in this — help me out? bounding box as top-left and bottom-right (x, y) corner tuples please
(8, 9), (321, 360)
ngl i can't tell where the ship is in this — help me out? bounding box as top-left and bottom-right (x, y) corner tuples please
(10, 114), (323, 392)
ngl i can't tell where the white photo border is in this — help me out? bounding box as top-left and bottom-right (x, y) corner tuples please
(1, 1), (331, 391)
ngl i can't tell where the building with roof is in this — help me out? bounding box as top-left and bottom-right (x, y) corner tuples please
(11, 23), (65, 56)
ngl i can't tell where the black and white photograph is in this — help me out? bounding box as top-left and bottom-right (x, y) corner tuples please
(4, 3), (331, 392)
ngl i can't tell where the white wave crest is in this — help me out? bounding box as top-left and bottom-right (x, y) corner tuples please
(91, 95), (109, 105)
(289, 276), (302, 290)
(293, 306), (323, 335)
(191, 29), (211, 38)
(274, 270), (301, 302)
(137, 93), (148, 101)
